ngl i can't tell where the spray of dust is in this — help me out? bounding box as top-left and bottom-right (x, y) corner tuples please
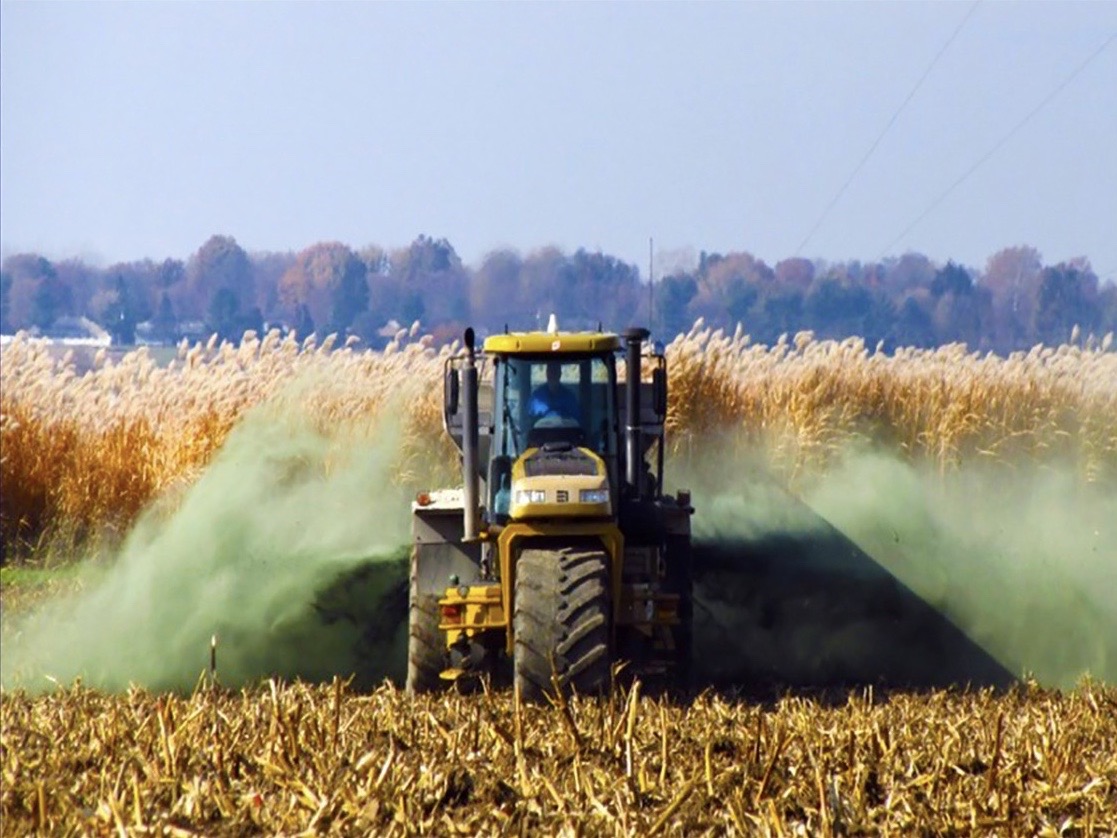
(678, 444), (1117, 690)
(5, 387), (1113, 694)
(1, 394), (414, 694)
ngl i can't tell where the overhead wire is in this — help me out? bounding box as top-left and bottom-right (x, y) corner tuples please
(881, 32), (1117, 258)
(794, 0), (981, 256)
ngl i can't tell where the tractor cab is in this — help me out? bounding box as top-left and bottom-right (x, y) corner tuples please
(484, 338), (621, 524)
(442, 324), (669, 526)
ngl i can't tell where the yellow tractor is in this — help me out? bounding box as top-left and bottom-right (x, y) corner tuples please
(408, 321), (694, 699)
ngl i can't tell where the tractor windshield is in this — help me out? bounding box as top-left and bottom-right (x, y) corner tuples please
(494, 354), (616, 460)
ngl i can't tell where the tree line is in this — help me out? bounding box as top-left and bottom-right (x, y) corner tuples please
(2, 233), (1113, 354)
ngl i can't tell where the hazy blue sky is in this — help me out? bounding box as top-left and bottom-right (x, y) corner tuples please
(2, 1), (1115, 279)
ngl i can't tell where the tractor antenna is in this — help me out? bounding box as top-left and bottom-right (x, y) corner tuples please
(648, 237), (654, 336)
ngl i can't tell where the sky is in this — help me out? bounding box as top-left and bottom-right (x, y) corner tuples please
(2, 1), (1115, 280)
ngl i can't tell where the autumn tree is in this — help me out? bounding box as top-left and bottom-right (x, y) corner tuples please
(55, 258), (101, 320)
(83, 262), (160, 344)
(752, 287), (806, 345)
(896, 292), (936, 348)
(30, 279), (71, 329)
(982, 246), (1043, 351)
(251, 251), (296, 324)
(0, 271), (12, 333)
(156, 258), (185, 289)
(655, 273), (699, 339)
(1098, 283), (1117, 340)
(774, 257), (815, 291)
(103, 275), (140, 344)
(205, 289), (237, 342)
(388, 235), (469, 327)
(564, 249), (642, 328)
(2, 254), (64, 329)
(471, 249), (525, 333)
(802, 263), (897, 344)
(931, 261), (973, 299)
(152, 292), (177, 342)
(181, 235), (254, 325)
(360, 245), (389, 277)
(516, 247), (567, 329)
(926, 262), (988, 347)
(278, 242), (369, 337)
(293, 303), (315, 339)
(881, 252), (937, 295)
(1034, 262), (1099, 345)
(689, 251), (773, 328)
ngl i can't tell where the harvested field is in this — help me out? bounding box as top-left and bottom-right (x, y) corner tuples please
(3, 680), (1115, 835)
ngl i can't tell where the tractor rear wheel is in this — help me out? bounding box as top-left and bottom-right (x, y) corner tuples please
(513, 543), (612, 701)
(406, 552), (445, 694)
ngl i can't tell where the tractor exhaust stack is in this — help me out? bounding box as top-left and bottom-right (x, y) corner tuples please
(623, 327), (649, 497)
(461, 328), (481, 540)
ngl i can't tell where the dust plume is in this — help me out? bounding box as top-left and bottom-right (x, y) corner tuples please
(681, 444), (1117, 690)
(5, 396), (1113, 695)
(1, 393), (413, 693)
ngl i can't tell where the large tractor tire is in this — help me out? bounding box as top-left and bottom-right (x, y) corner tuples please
(406, 552), (445, 694)
(514, 543), (612, 701)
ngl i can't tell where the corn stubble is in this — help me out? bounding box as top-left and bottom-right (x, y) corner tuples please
(2, 679), (1115, 835)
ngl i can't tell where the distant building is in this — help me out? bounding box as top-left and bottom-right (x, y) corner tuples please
(35, 317), (112, 347)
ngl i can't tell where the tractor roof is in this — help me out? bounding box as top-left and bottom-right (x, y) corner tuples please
(482, 331), (622, 354)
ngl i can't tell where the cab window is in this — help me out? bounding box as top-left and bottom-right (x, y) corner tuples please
(497, 355), (615, 457)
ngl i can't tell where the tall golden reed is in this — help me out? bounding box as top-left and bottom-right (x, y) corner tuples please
(0, 328), (455, 555)
(666, 322), (1117, 487)
(2, 323), (1114, 555)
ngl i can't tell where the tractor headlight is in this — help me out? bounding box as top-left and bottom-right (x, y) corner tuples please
(514, 489), (546, 505)
(579, 489), (610, 504)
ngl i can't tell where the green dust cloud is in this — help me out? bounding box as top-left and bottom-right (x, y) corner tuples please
(4, 411), (1113, 694)
(679, 446), (1116, 689)
(1, 402), (413, 693)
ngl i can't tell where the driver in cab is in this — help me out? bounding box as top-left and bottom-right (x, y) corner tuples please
(529, 362), (579, 423)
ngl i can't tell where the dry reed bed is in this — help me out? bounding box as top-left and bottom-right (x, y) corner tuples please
(0, 327), (454, 553)
(667, 323), (1117, 486)
(2, 680), (1114, 835)
(2, 325), (1115, 553)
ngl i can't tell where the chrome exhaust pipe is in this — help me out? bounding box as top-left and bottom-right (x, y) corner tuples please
(623, 327), (649, 496)
(461, 328), (481, 540)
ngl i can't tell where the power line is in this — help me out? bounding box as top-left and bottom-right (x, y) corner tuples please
(794, 0), (981, 256)
(882, 32), (1117, 258)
